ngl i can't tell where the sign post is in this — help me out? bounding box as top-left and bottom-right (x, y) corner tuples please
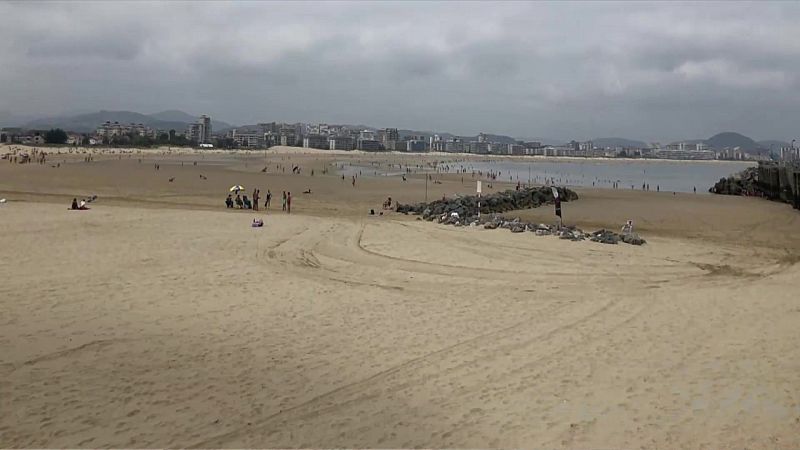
(477, 180), (482, 219)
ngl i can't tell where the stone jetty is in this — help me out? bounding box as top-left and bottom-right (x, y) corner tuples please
(396, 186), (578, 219)
(396, 186), (646, 245)
(709, 167), (759, 196)
(710, 162), (800, 210)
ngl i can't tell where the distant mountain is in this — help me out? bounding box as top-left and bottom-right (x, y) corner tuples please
(148, 110), (233, 130)
(0, 111), (37, 128)
(756, 140), (791, 150)
(23, 110), (233, 134)
(518, 137), (564, 146)
(591, 137), (648, 149)
(147, 109), (199, 123)
(0, 112), (17, 128)
(478, 133), (517, 144)
(25, 110), (187, 133)
(705, 132), (757, 151)
(395, 129), (450, 140)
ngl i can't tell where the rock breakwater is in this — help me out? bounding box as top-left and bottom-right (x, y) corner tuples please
(396, 187), (646, 245)
(396, 186), (578, 219)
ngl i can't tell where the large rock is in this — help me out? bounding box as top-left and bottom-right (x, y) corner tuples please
(397, 187), (650, 246)
(709, 167), (758, 196)
(621, 232), (646, 245)
(590, 229), (619, 244)
(396, 186), (578, 218)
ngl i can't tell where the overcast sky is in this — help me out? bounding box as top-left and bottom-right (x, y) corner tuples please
(1, 1), (798, 142)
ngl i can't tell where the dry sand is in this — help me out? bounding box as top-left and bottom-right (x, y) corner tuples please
(1, 145), (799, 448)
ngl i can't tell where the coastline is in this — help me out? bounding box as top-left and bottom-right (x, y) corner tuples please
(1, 143), (760, 165)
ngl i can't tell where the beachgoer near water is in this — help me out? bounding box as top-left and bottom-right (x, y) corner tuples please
(621, 220), (634, 234)
(253, 189), (260, 211)
(265, 190), (271, 209)
(281, 191), (287, 211)
(235, 194), (243, 209)
(286, 192), (292, 213)
(225, 194), (233, 208)
(71, 198), (78, 210)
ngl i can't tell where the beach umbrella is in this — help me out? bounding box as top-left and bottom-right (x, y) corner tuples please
(229, 185), (245, 193)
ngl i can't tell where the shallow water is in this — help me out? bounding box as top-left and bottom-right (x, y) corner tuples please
(337, 158), (755, 194)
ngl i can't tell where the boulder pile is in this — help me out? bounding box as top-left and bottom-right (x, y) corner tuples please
(397, 186), (646, 246)
(709, 167), (759, 196)
(396, 186), (578, 220)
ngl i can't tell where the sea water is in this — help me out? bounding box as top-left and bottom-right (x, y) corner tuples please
(338, 158), (755, 194)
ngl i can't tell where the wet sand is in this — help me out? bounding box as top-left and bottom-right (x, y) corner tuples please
(1, 145), (799, 448)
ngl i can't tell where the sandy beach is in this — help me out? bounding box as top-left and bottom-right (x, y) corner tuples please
(1, 144), (799, 448)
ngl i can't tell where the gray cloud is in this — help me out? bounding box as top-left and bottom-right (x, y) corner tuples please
(1, 1), (799, 142)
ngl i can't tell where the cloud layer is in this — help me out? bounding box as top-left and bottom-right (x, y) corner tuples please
(1, 1), (799, 141)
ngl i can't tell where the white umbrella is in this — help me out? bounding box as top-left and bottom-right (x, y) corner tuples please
(229, 185), (245, 193)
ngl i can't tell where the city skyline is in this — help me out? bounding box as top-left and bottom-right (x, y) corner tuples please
(1, 2), (799, 143)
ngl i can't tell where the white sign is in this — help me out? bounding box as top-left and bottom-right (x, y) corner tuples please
(551, 187), (559, 199)
(477, 180), (482, 194)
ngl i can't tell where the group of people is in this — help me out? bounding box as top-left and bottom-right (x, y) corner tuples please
(226, 194), (253, 209)
(226, 189), (292, 213)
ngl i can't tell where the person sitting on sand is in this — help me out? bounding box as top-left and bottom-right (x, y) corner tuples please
(235, 194), (243, 209)
(243, 195), (252, 209)
(303, 188), (312, 194)
(78, 199), (89, 210)
(71, 198), (78, 210)
(225, 194), (234, 208)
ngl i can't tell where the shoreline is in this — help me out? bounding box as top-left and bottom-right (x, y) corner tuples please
(1, 143), (760, 165)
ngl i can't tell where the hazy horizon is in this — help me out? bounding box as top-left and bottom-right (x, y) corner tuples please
(1, 1), (799, 143)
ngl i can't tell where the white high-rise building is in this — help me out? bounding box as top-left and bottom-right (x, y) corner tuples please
(199, 115), (211, 144)
(186, 115), (212, 144)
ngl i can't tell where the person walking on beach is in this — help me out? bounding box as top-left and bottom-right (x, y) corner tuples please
(253, 189), (260, 211)
(281, 191), (287, 211)
(265, 190), (272, 209)
(286, 192), (292, 214)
